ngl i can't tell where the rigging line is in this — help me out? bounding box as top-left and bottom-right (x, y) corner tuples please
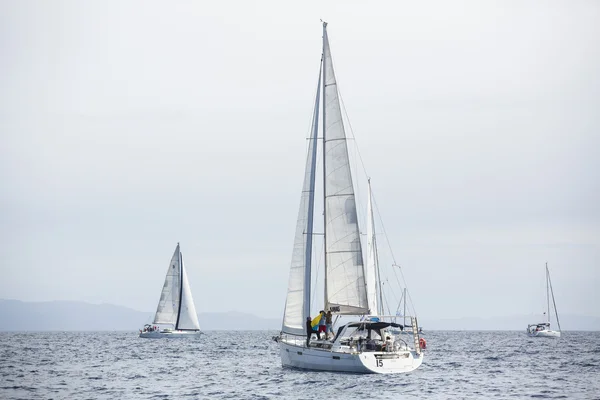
(380, 284), (392, 317)
(393, 264), (417, 316)
(337, 84), (402, 268)
(336, 50), (418, 317)
(547, 266), (561, 331)
(311, 238), (323, 310)
(311, 233), (325, 307)
(385, 277), (400, 308)
(310, 133), (324, 311)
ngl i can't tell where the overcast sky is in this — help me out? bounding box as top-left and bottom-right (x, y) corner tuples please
(1, 0), (598, 323)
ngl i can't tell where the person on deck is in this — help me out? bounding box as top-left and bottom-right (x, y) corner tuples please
(318, 310), (327, 340)
(306, 317), (313, 347)
(325, 310), (333, 340)
(384, 336), (394, 352)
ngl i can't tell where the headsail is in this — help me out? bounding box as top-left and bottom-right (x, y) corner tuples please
(322, 23), (368, 315)
(176, 257), (201, 330)
(282, 64), (322, 335)
(153, 244), (182, 325)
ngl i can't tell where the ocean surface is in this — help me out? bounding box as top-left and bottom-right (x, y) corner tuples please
(1, 330), (598, 399)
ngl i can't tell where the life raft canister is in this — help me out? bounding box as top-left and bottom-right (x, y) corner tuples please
(419, 337), (427, 349)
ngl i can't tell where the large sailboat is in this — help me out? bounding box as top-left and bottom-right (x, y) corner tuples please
(139, 243), (202, 338)
(275, 22), (424, 374)
(527, 263), (561, 338)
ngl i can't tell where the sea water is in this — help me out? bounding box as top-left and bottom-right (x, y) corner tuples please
(1, 330), (598, 399)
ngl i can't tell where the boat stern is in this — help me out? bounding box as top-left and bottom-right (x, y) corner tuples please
(357, 350), (423, 374)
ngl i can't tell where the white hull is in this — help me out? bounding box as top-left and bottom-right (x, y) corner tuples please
(527, 330), (560, 338)
(139, 330), (202, 339)
(279, 339), (423, 374)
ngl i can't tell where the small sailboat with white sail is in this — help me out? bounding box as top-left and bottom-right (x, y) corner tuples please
(275, 22), (423, 374)
(139, 243), (202, 338)
(527, 263), (561, 338)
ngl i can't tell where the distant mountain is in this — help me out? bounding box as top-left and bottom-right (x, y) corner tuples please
(2, 299), (597, 331)
(0, 299), (280, 331)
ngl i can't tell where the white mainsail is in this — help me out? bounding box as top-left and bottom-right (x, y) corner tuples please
(282, 66), (322, 336)
(153, 244), (182, 325)
(322, 24), (368, 315)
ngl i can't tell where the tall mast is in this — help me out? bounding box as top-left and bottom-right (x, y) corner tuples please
(175, 244), (183, 330)
(322, 21), (328, 310)
(303, 63), (322, 321)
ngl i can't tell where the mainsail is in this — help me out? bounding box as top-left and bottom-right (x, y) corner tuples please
(322, 23), (368, 315)
(153, 244), (182, 325)
(282, 65), (322, 336)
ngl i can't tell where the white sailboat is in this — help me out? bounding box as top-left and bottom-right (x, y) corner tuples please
(527, 263), (561, 338)
(275, 22), (424, 374)
(139, 243), (202, 338)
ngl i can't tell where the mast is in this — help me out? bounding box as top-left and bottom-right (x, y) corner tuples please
(175, 244), (183, 330)
(304, 63), (322, 321)
(322, 21), (328, 310)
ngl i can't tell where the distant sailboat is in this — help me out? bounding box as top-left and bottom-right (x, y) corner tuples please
(274, 22), (424, 374)
(527, 263), (561, 338)
(139, 243), (202, 338)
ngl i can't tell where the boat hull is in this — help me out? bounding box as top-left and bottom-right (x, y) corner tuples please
(527, 330), (560, 338)
(279, 340), (423, 374)
(139, 330), (202, 339)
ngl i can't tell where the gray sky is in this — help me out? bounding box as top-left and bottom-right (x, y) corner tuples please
(1, 0), (598, 322)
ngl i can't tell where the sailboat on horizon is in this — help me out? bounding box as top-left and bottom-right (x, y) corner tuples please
(139, 243), (202, 338)
(274, 22), (424, 374)
(527, 263), (561, 338)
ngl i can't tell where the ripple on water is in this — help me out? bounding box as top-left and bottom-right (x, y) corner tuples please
(0, 331), (599, 399)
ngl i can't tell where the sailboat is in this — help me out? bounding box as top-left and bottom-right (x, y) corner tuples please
(139, 243), (202, 338)
(275, 22), (424, 374)
(527, 263), (561, 338)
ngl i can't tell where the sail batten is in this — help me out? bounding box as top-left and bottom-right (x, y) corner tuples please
(322, 24), (368, 315)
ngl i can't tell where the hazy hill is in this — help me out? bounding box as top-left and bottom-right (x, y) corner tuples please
(0, 299), (280, 331)
(1, 299), (598, 331)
